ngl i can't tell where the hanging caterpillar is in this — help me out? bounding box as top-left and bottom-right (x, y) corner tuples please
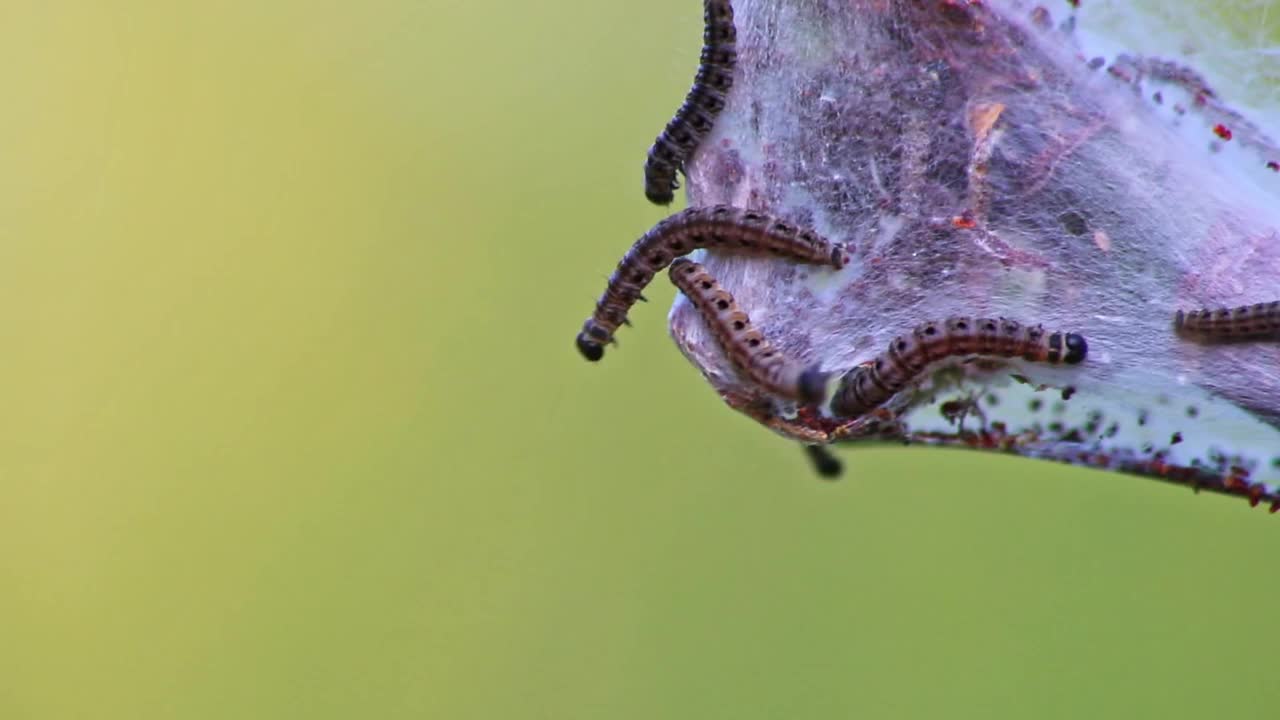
(831, 316), (1088, 418)
(576, 205), (848, 361)
(643, 0), (737, 205)
(667, 258), (828, 403)
(803, 445), (843, 479)
(1174, 301), (1280, 341)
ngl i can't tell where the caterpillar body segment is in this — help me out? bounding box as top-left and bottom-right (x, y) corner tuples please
(1174, 301), (1280, 342)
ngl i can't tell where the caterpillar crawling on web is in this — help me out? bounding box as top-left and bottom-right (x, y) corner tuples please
(575, 205), (847, 362)
(668, 257), (828, 403)
(1174, 301), (1280, 342)
(831, 317), (1088, 419)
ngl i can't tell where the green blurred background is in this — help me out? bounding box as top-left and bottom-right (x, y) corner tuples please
(0, 2), (1276, 718)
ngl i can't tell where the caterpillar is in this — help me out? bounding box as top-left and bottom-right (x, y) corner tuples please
(576, 205), (848, 361)
(830, 317), (1088, 418)
(643, 0), (737, 205)
(667, 258), (828, 403)
(803, 445), (843, 479)
(1173, 301), (1280, 341)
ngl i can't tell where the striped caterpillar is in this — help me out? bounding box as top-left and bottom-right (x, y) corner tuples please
(576, 205), (848, 361)
(1173, 301), (1280, 341)
(643, 0), (737, 205)
(668, 258), (828, 403)
(831, 317), (1088, 418)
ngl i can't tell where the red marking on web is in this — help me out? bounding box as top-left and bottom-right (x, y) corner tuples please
(1249, 484), (1264, 508)
(1107, 66), (1132, 83)
(1213, 124), (1233, 141)
(794, 406), (847, 436)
